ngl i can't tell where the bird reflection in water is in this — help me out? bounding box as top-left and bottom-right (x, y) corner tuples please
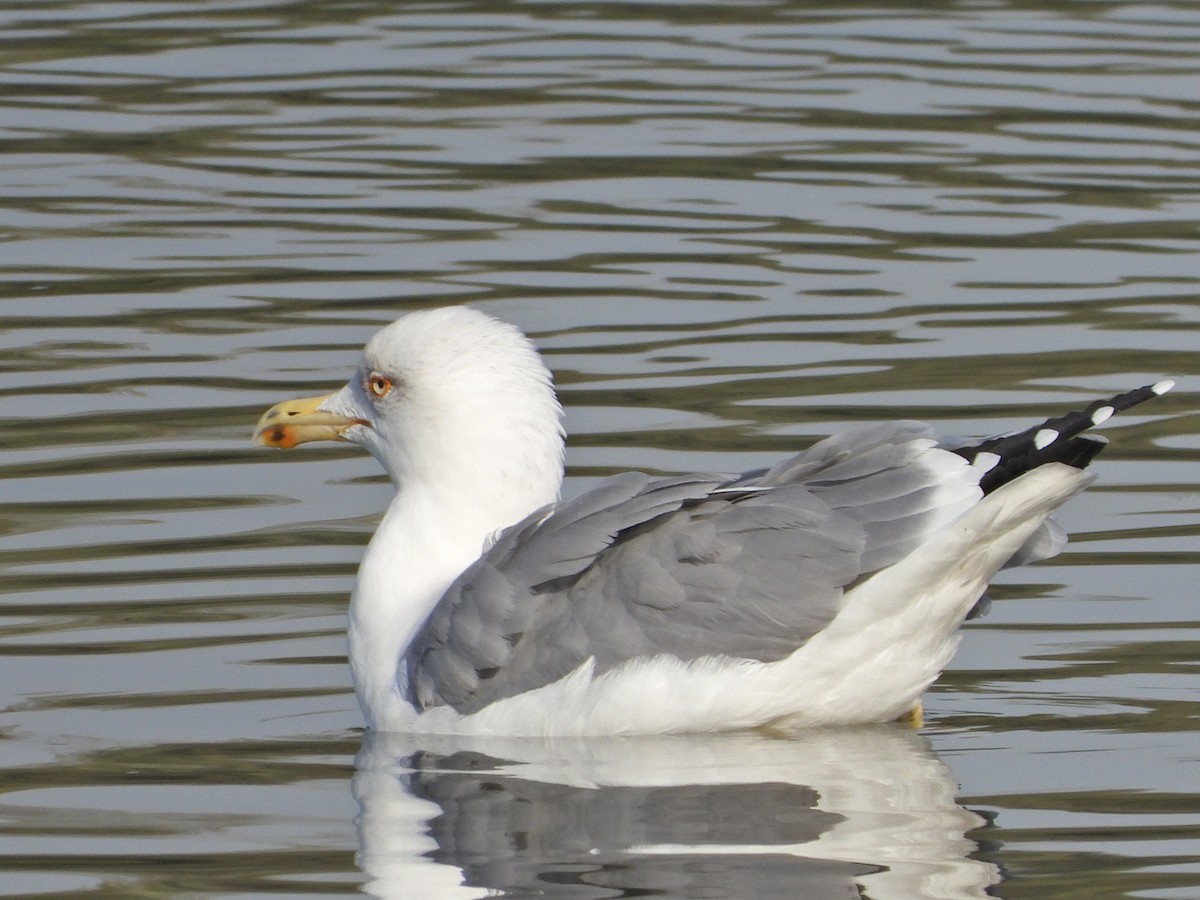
(354, 724), (997, 899)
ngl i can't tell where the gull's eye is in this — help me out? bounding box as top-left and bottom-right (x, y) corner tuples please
(366, 372), (394, 399)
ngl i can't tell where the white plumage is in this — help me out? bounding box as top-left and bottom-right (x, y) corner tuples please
(254, 306), (1171, 735)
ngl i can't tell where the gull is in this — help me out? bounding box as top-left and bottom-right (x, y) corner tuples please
(254, 306), (1172, 735)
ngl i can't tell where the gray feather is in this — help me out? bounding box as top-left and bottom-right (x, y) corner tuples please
(405, 421), (995, 714)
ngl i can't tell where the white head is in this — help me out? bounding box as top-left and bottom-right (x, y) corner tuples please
(256, 306), (566, 524)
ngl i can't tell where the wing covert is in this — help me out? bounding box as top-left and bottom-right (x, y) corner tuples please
(407, 422), (988, 714)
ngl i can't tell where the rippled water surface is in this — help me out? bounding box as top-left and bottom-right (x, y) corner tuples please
(2, 1), (1199, 897)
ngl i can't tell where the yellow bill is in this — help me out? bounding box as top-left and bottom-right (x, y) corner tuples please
(253, 392), (367, 449)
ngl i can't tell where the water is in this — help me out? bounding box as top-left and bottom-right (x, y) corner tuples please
(1, 1), (1197, 897)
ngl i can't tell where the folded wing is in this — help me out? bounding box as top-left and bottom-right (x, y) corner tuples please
(406, 422), (987, 714)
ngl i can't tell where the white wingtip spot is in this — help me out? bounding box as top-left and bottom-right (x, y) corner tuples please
(1034, 428), (1058, 450)
(1091, 405), (1114, 426)
(1152, 378), (1175, 396)
(971, 451), (1001, 473)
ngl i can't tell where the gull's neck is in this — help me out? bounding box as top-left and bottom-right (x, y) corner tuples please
(349, 484), (486, 726)
(348, 397), (564, 729)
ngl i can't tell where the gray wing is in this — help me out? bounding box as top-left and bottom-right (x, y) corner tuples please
(407, 422), (985, 714)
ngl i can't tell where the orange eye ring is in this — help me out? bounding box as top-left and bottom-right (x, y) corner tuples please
(367, 372), (394, 399)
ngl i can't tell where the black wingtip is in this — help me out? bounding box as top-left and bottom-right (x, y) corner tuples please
(956, 381), (1172, 495)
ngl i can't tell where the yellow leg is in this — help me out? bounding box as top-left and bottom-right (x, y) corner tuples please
(896, 703), (924, 729)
